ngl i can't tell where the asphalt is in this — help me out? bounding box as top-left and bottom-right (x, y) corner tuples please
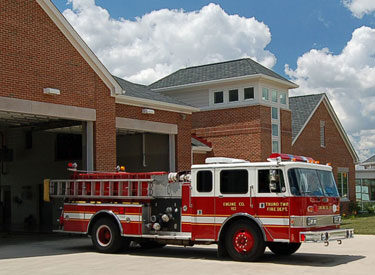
(0, 233), (373, 275)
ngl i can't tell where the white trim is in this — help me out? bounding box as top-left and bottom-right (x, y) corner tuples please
(36, 0), (122, 95)
(115, 95), (199, 114)
(0, 96), (96, 121)
(116, 117), (178, 135)
(151, 74), (298, 92)
(192, 146), (212, 153)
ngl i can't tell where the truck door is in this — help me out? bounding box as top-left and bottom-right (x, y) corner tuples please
(254, 168), (290, 242)
(191, 169), (216, 240)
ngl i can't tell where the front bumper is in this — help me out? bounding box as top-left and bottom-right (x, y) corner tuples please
(300, 228), (354, 243)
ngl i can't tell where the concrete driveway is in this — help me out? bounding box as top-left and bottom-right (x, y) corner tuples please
(0, 233), (373, 275)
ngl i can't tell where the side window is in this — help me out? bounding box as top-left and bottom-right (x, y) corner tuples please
(197, 170), (213, 192)
(258, 169), (285, 193)
(220, 170), (248, 194)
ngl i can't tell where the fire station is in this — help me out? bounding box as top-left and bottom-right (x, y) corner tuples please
(0, 0), (358, 231)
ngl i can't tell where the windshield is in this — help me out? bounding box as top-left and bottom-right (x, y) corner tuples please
(288, 168), (339, 197)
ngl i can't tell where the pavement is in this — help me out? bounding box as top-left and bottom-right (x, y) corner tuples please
(0, 233), (374, 275)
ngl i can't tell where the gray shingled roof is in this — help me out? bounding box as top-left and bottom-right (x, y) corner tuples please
(289, 94), (325, 140)
(363, 155), (375, 164)
(113, 76), (192, 107)
(192, 137), (210, 148)
(149, 58), (295, 90)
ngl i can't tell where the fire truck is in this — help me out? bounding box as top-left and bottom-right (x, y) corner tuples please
(45, 153), (354, 262)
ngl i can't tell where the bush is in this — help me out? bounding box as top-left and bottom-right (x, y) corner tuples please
(363, 202), (375, 214)
(349, 201), (361, 215)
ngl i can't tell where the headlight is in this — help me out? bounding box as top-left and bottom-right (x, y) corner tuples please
(307, 217), (317, 226)
(333, 216), (341, 224)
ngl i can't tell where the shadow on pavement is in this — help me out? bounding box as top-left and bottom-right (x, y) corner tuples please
(0, 233), (365, 267)
(125, 246), (365, 267)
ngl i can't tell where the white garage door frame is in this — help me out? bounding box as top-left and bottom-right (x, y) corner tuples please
(116, 117), (177, 172)
(0, 96), (96, 171)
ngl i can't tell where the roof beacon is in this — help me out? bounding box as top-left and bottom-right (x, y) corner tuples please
(268, 153), (315, 163)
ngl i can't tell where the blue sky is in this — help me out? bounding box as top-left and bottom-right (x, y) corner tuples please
(52, 0), (375, 161)
(52, 0), (375, 78)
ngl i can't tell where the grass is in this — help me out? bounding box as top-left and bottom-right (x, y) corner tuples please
(341, 214), (375, 234)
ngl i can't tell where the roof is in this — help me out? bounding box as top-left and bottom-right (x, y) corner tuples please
(149, 58), (296, 90)
(37, 0), (122, 95)
(362, 155), (375, 164)
(191, 136), (212, 152)
(289, 94), (325, 140)
(113, 76), (196, 107)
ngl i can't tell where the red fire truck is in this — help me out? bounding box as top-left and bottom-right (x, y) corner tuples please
(45, 153), (354, 261)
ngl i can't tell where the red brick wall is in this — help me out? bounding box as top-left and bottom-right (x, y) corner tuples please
(291, 102), (356, 208)
(0, 0), (117, 170)
(193, 153), (207, 165)
(192, 105), (274, 162)
(116, 104), (192, 170)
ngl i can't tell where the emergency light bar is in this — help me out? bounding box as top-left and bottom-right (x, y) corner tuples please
(268, 153), (317, 163)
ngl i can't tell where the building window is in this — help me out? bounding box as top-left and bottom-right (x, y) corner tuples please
(229, 89), (239, 102)
(271, 107), (278, 120)
(337, 171), (349, 198)
(197, 170), (212, 192)
(271, 90), (278, 102)
(280, 92), (287, 104)
(320, 120), (325, 147)
(262, 88), (269, 101)
(272, 140), (279, 153)
(214, 91), (224, 104)
(244, 87), (254, 100)
(220, 169), (248, 194)
(272, 124), (278, 136)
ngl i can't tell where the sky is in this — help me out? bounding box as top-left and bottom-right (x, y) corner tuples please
(51, 0), (375, 162)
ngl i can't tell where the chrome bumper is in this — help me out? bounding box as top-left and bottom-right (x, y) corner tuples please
(300, 228), (354, 243)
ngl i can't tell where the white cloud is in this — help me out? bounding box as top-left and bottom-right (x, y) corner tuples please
(286, 26), (375, 161)
(62, 0), (276, 84)
(343, 0), (375, 18)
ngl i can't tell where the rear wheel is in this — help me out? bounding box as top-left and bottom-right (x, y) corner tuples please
(268, 242), (301, 255)
(225, 221), (265, 261)
(91, 217), (128, 253)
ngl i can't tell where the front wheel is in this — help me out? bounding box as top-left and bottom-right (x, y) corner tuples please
(225, 221), (265, 261)
(267, 242), (301, 255)
(91, 217), (128, 253)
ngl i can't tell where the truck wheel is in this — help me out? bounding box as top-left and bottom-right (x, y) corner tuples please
(91, 217), (125, 253)
(268, 242), (301, 255)
(225, 221), (265, 261)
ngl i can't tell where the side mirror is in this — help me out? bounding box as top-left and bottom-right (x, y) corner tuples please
(269, 181), (277, 192)
(269, 170), (279, 192)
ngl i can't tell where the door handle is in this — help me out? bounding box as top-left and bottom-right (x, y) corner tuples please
(218, 195), (223, 198)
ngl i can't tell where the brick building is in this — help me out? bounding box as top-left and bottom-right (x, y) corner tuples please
(0, 0), (196, 230)
(150, 61), (359, 211)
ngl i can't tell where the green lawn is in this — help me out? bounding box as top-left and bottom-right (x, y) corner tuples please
(341, 214), (375, 234)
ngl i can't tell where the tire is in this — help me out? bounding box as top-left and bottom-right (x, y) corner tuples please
(225, 221), (265, 262)
(91, 217), (127, 253)
(139, 240), (166, 249)
(267, 242), (301, 255)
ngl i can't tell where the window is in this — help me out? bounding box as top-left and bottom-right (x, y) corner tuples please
(244, 87), (254, 100)
(272, 124), (278, 136)
(220, 169), (248, 194)
(262, 88), (269, 100)
(258, 169), (285, 193)
(271, 107), (278, 120)
(320, 120), (325, 147)
(280, 92), (287, 104)
(229, 89), (239, 102)
(271, 90), (278, 102)
(214, 91), (224, 104)
(337, 171), (349, 198)
(197, 170), (213, 192)
(272, 141), (279, 153)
